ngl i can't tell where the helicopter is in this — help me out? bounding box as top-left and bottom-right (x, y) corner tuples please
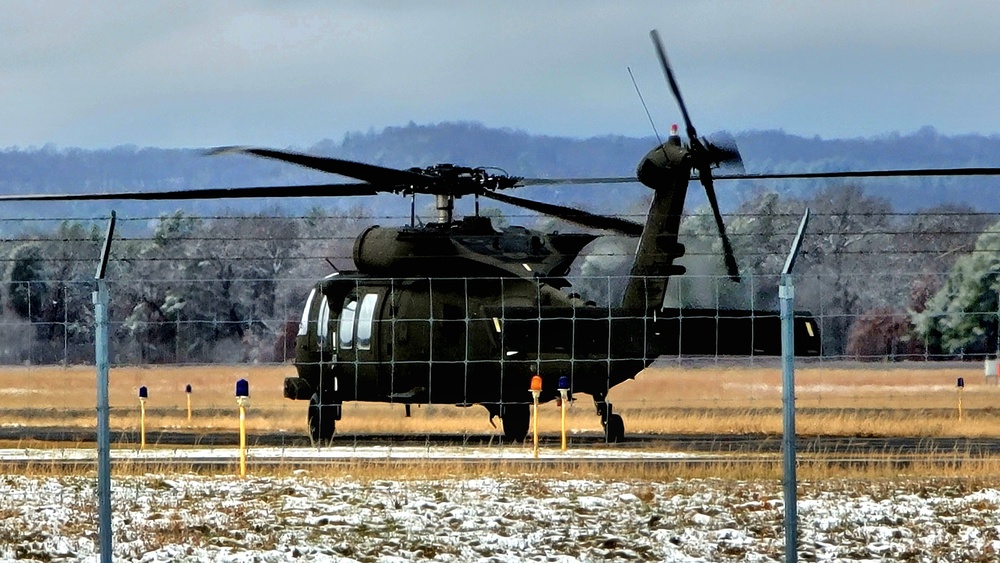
(5, 31), (1000, 443)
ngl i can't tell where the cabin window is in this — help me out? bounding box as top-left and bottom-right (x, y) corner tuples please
(316, 295), (332, 350)
(339, 297), (357, 350)
(297, 288), (317, 336)
(356, 293), (379, 351)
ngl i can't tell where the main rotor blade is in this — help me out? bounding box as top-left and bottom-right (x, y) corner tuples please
(519, 176), (638, 186)
(699, 170), (741, 282)
(209, 147), (432, 187)
(713, 167), (1000, 180)
(522, 166), (1000, 185)
(9, 168), (999, 203)
(0, 182), (382, 202)
(480, 191), (644, 236)
(651, 29), (696, 142)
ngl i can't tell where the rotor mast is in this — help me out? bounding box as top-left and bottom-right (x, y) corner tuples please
(436, 194), (455, 224)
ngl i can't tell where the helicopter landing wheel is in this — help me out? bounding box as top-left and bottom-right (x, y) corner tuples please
(604, 414), (625, 443)
(500, 403), (530, 443)
(308, 395), (338, 444)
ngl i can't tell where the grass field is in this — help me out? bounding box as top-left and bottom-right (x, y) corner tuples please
(1, 361), (997, 439)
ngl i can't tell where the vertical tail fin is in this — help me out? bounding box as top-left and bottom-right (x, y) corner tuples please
(621, 145), (691, 309)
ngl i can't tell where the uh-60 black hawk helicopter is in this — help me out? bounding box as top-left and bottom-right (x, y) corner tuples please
(7, 31), (1000, 443)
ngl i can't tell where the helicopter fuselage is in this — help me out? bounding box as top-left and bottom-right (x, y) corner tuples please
(287, 269), (822, 422)
(288, 271), (645, 416)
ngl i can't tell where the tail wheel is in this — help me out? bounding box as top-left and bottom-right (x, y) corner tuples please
(308, 395), (338, 444)
(500, 402), (530, 442)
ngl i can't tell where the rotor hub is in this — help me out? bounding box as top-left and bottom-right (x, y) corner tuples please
(405, 164), (521, 197)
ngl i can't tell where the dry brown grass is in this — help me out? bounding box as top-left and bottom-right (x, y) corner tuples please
(609, 362), (1000, 437)
(1, 362), (998, 438)
(5, 454), (1000, 482)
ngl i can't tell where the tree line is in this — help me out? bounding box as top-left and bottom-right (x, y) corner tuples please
(1, 188), (998, 366)
(573, 185), (999, 359)
(0, 209), (361, 365)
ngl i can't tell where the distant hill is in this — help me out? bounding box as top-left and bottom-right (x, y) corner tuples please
(734, 126), (1000, 211)
(2, 122), (999, 227)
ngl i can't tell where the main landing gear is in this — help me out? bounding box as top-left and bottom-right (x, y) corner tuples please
(496, 394), (624, 443)
(500, 402), (530, 443)
(308, 393), (341, 445)
(594, 393), (625, 443)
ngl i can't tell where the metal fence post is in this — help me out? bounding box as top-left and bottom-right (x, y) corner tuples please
(95, 212), (116, 563)
(780, 209), (810, 563)
(780, 273), (797, 563)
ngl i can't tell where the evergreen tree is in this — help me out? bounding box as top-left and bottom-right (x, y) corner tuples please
(912, 220), (1000, 356)
(7, 243), (47, 320)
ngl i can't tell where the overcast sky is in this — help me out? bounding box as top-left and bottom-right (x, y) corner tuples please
(3, 1), (999, 150)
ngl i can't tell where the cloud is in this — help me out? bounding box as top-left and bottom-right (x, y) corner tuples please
(3, 1), (1000, 148)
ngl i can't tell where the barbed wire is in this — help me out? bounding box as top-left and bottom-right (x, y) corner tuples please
(0, 249), (996, 266)
(1, 228), (997, 244)
(1, 209), (999, 225)
(0, 231), (1000, 247)
(4, 269), (992, 285)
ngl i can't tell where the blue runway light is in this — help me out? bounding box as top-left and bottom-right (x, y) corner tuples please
(236, 379), (250, 398)
(957, 377), (965, 388)
(185, 384), (192, 394)
(138, 386), (148, 399)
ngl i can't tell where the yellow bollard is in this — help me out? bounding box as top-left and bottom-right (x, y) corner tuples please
(185, 384), (192, 422)
(138, 386), (148, 451)
(238, 401), (247, 476)
(957, 377), (965, 421)
(530, 375), (542, 458)
(557, 376), (570, 451)
(236, 379), (250, 478)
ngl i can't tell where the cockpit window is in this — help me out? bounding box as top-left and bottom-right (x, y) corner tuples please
(297, 288), (317, 336)
(356, 293), (378, 350)
(339, 297), (357, 350)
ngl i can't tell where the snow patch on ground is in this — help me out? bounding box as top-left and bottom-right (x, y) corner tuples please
(1, 473), (999, 561)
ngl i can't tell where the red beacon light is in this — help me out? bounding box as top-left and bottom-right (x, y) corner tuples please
(669, 123), (679, 137)
(530, 375), (543, 393)
(529, 376), (543, 457)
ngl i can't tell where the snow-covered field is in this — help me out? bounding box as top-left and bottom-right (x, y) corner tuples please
(2, 470), (1000, 562)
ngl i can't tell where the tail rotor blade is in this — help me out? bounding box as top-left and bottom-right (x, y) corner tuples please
(651, 30), (697, 142)
(700, 171), (741, 282)
(651, 29), (739, 281)
(704, 132), (744, 173)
